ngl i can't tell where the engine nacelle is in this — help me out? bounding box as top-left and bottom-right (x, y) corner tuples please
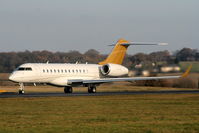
(100, 63), (128, 77)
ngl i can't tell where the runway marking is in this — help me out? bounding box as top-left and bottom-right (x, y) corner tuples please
(0, 90), (199, 98)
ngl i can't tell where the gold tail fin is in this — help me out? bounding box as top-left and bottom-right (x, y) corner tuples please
(99, 39), (129, 65)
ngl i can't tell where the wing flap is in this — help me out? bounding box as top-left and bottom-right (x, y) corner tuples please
(67, 79), (83, 85)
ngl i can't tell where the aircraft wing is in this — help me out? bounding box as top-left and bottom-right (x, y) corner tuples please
(82, 75), (180, 84)
(67, 65), (192, 85)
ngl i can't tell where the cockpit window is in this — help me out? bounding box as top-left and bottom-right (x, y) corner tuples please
(26, 68), (32, 71)
(17, 67), (25, 71)
(17, 67), (32, 71)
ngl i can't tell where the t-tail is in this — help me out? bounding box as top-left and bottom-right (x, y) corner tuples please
(99, 39), (168, 65)
(99, 39), (129, 65)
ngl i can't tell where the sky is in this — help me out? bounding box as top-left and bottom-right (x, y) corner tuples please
(0, 0), (198, 55)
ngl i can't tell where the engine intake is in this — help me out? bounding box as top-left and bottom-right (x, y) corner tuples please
(100, 63), (128, 77)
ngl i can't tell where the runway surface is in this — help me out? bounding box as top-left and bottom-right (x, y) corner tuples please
(1, 90), (199, 98)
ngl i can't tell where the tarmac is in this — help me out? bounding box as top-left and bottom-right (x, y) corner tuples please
(0, 90), (199, 98)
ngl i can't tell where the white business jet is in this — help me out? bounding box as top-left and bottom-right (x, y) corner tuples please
(9, 39), (191, 94)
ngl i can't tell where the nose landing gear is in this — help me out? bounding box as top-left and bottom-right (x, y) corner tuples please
(18, 83), (25, 94)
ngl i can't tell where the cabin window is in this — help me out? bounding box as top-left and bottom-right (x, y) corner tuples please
(76, 70), (78, 73)
(83, 70), (85, 73)
(54, 69), (56, 73)
(68, 70), (70, 73)
(65, 70), (67, 73)
(79, 70), (81, 73)
(50, 69), (53, 73)
(72, 70), (74, 73)
(61, 69), (63, 73)
(58, 70), (60, 73)
(47, 70), (49, 73)
(43, 69), (45, 73)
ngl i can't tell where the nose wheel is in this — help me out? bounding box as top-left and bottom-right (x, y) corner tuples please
(18, 83), (25, 94)
(19, 90), (25, 94)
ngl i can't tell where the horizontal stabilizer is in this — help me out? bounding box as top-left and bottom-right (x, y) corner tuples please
(100, 39), (168, 65)
(109, 42), (168, 46)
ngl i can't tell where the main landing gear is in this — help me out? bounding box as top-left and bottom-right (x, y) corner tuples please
(64, 85), (97, 93)
(64, 86), (73, 93)
(19, 83), (25, 94)
(88, 85), (96, 93)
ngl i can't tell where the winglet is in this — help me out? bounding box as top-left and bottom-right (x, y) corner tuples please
(0, 90), (7, 93)
(181, 65), (192, 78)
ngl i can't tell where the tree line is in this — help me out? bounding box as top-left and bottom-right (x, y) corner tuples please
(0, 48), (198, 73)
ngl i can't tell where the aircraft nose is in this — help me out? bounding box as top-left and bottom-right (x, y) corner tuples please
(9, 74), (15, 81)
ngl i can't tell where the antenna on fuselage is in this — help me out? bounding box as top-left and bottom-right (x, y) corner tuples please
(46, 61), (49, 64)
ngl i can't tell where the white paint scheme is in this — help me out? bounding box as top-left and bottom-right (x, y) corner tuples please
(9, 63), (128, 87)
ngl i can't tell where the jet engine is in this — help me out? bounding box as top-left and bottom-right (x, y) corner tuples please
(100, 63), (128, 77)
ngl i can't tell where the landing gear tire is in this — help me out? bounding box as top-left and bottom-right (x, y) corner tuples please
(64, 86), (73, 93)
(19, 90), (25, 94)
(88, 86), (96, 93)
